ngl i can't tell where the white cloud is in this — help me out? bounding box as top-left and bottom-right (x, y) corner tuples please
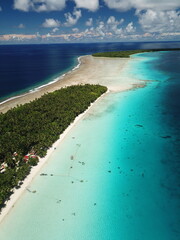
(125, 22), (136, 33)
(84, 17), (137, 40)
(107, 16), (124, 34)
(52, 27), (59, 33)
(138, 10), (180, 33)
(103, 1), (179, 36)
(72, 28), (79, 32)
(86, 18), (93, 26)
(74, 0), (99, 11)
(14, 0), (30, 11)
(96, 21), (106, 36)
(14, 0), (66, 12)
(18, 23), (25, 28)
(0, 6), (2, 11)
(64, 8), (82, 27)
(36, 32), (41, 38)
(63, 34), (70, 41)
(42, 18), (60, 28)
(161, 32), (180, 36)
(14, 0), (99, 12)
(107, 16), (124, 25)
(46, 33), (51, 37)
(103, 0), (180, 11)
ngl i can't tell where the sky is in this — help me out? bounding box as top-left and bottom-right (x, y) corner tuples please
(0, 0), (180, 44)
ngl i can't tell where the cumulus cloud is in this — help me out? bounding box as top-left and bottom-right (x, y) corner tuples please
(107, 16), (124, 34)
(18, 23), (25, 28)
(36, 32), (41, 38)
(86, 18), (93, 26)
(64, 8), (82, 27)
(138, 10), (180, 33)
(103, 0), (180, 11)
(13, 0), (180, 13)
(84, 16), (137, 40)
(125, 22), (136, 33)
(14, 0), (66, 12)
(52, 27), (59, 33)
(14, 0), (30, 11)
(42, 18), (60, 28)
(0, 34), (39, 42)
(96, 21), (106, 36)
(72, 28), (79, 32)
(13, 0), (99, 12)
(74, 0), (99, 11)
(107, 16), (123, 25)
(161, 32), (180, 36)
(46, 33), (51, 37)
(103, 1), (180, 35)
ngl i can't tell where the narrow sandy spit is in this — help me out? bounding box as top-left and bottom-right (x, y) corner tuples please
(0, 55), (138, 113)
(0, 55), (145, 223)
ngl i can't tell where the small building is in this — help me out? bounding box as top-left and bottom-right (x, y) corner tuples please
(13, 152), (18, 156)
(0, 163), (8, 173)
(23, 155), (29, 162)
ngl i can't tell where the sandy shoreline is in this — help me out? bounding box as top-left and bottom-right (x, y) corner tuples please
(0, 90), (108, 223)
(0, 55), (145, 223)
(0, 55), (141, 113)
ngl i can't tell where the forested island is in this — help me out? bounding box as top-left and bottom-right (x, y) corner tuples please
(92, 48), (180, 58)
(0, 84), (107, 209)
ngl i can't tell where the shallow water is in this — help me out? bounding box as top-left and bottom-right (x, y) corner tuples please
(0, 51), (179, 240)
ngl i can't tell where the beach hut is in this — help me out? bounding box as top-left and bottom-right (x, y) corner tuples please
(0, 163), (8, 173)
(0, 165), (5, 173)
(13, 152), (18, 156)
(23, 155), (29, 162)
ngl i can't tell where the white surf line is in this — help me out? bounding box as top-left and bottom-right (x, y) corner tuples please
(0, 56), (83, 106)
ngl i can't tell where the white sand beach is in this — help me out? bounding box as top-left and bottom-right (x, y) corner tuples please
(0, 55), (145, 223)
(0, 90), (108, 223)
(0, 56), (142, 113)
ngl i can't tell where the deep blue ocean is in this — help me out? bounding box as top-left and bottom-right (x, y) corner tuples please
(0, 41), (180, 102)
(0, 42), (180, 239)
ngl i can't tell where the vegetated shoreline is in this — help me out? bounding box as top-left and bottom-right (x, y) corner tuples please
(1, 48), (170, 113)
(92, 48), (180, 58)
(0, 54), (130, 113)
(1, 48), (176, 113)
(0, 53), (132, 223)
(0, 88), (109, 224)
(0, 56), (84, 113)
(0, 48), (171, 223)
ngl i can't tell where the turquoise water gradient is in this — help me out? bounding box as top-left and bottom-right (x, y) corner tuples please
(0, 52), (179, 239)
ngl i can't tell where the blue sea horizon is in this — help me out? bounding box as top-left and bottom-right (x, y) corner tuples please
(0, 43), (180, 239)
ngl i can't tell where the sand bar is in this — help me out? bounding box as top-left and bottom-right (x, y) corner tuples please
(0, 55), (145, 223)
(0, 55), (142, 113)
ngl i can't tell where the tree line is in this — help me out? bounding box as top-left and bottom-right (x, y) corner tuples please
(92, 48), (180, 58)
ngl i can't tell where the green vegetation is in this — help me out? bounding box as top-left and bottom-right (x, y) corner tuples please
(92, 48), (180, 58)
(0, 84), (107, 209)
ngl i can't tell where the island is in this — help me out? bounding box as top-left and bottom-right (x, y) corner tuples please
(92, 48), (180, 58)
(0, 84), (107, 210)
(1, 48), (179, 221)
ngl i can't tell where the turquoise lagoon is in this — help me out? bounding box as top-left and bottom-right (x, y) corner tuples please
(0, 52), (179, 240)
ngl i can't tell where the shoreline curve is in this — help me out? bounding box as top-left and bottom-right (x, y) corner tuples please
(0, 54), (147, 223)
